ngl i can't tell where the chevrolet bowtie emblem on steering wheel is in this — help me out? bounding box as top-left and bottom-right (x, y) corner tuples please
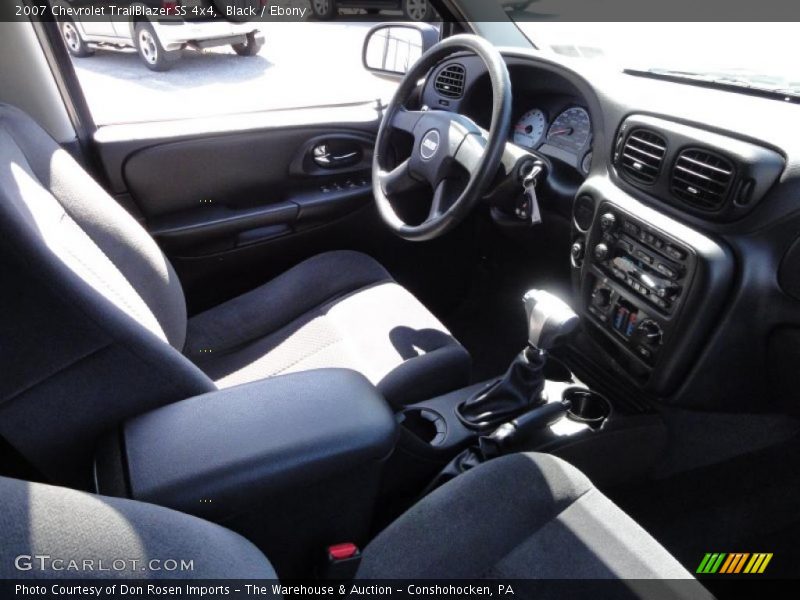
(420, 130), (441, 160)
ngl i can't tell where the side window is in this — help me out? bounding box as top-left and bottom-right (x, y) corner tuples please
(50, 1), (441, 125)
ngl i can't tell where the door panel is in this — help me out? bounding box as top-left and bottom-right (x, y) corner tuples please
(95, 103), (386, 312)
(123, 127), (375, 221)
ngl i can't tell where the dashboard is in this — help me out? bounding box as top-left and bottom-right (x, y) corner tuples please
(418, 48), (800, 416)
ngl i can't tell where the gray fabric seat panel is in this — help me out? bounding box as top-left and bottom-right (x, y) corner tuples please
(186, 251), (471, 406)
(0, 475), (276, 579)
(0, 454), (705, 589)
(0, 103), (187, 349)
(185, 251), (392, 356)
(357, 453), (703, 584)
(0, 104), (214, 484)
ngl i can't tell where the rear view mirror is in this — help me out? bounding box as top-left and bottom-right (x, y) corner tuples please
(362, 23), (440, 76)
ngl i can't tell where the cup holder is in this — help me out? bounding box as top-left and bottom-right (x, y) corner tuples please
(563, 388), (611, 429)
(399, 409), (446, 446)
(543, 357), (574, 383)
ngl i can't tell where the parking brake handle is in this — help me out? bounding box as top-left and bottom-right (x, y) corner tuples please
(422, 400), (570, 497)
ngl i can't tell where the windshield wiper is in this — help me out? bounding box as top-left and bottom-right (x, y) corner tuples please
(626, 68), (800, 103)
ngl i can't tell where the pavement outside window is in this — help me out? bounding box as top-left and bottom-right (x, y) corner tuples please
(72, 19), (408, 125)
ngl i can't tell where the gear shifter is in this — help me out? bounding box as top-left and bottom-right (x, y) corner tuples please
(457, 290), (579, 430)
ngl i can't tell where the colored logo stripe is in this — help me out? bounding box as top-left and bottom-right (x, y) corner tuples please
(697, 553), (726, 574)
(744, 553), (773, 574)
(697, 553), (773, 574)
(719, 553), (748, 573)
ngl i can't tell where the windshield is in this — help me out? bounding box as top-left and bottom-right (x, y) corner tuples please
(504, 12), (800, 96)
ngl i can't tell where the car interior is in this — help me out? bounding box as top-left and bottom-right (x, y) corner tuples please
(1, 2), (799, 597)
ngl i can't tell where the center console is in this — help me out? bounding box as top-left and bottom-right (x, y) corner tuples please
(94, 369), (397, 579)
(571, 176), (734, 394)
(385, 355), (668, 502)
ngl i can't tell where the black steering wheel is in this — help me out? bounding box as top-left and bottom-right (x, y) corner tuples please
(372, 34), (512, 241)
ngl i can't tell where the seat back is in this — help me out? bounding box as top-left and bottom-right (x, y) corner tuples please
(0, 474), (276, 579)
(0, 104), (215, 486)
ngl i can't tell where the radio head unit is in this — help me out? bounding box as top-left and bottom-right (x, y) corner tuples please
(581, 201), (697, 372)
(591, 211), (693, 316)
(570, 177), (734, 396)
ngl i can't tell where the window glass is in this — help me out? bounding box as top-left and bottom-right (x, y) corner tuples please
(54, 2), (440, 125)
(503, 9), (800, 97)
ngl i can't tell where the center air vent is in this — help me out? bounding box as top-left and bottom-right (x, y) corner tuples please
(434, 64), (465, 99)
(619, 128), (667, 184)
(671, 148), (735, 211)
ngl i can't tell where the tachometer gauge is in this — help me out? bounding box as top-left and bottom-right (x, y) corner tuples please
(547, 107), (591, 154)
(513, 109), (547, 149)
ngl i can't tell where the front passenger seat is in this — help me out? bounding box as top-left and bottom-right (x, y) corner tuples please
(0, 104), (469, 484)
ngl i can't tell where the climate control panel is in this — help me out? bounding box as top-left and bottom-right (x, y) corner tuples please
(588, 280), (664, 364)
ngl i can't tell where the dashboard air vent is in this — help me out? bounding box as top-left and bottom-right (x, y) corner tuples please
(434, 64), (466, 99)
(619, 128), (667, 184)
(671, 148), (735, 210)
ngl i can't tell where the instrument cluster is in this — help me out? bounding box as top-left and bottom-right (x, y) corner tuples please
(511, 103), (593, 175)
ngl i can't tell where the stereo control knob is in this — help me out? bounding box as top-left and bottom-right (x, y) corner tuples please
(638, 319), (663, 346)
(571, 241), (585, 261)
(656, 285), (681, 300)
(593, 243), (610, 262)
(592, 287), (612, 309)
(600, 212), (617, 232)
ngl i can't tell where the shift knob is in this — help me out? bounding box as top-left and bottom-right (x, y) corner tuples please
(523, 289), (579, 351)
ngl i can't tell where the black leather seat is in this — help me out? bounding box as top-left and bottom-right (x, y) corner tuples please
(0, 103), (469, 483)
(0, 453), (710, 599)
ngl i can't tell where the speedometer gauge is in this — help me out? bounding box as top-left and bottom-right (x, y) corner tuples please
(513, 109), (546, 149)
(547, 107), (591, 154)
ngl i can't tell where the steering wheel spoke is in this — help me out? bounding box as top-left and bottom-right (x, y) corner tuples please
(454, 131), (489, 173)
(428, 179), (448, 221)
(429, 179), (456, 220)
(391, 108), (425, 135)
(378, 159), (422, 196)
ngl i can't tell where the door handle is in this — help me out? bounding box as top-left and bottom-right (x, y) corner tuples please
(312, 144), (361, 168)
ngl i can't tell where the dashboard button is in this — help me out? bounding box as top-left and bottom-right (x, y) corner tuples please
(656, 285), (681, 300)
(622, 221), (639, 236)
(592, 287), (612, 309)
(665, 244), (687, 261)
(638, 320), (664, 347)
(656, 262), (679, 279)
(600, 212), (617, 232)
(593, 243), (610, 261)
(571, 241), (585, 264)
